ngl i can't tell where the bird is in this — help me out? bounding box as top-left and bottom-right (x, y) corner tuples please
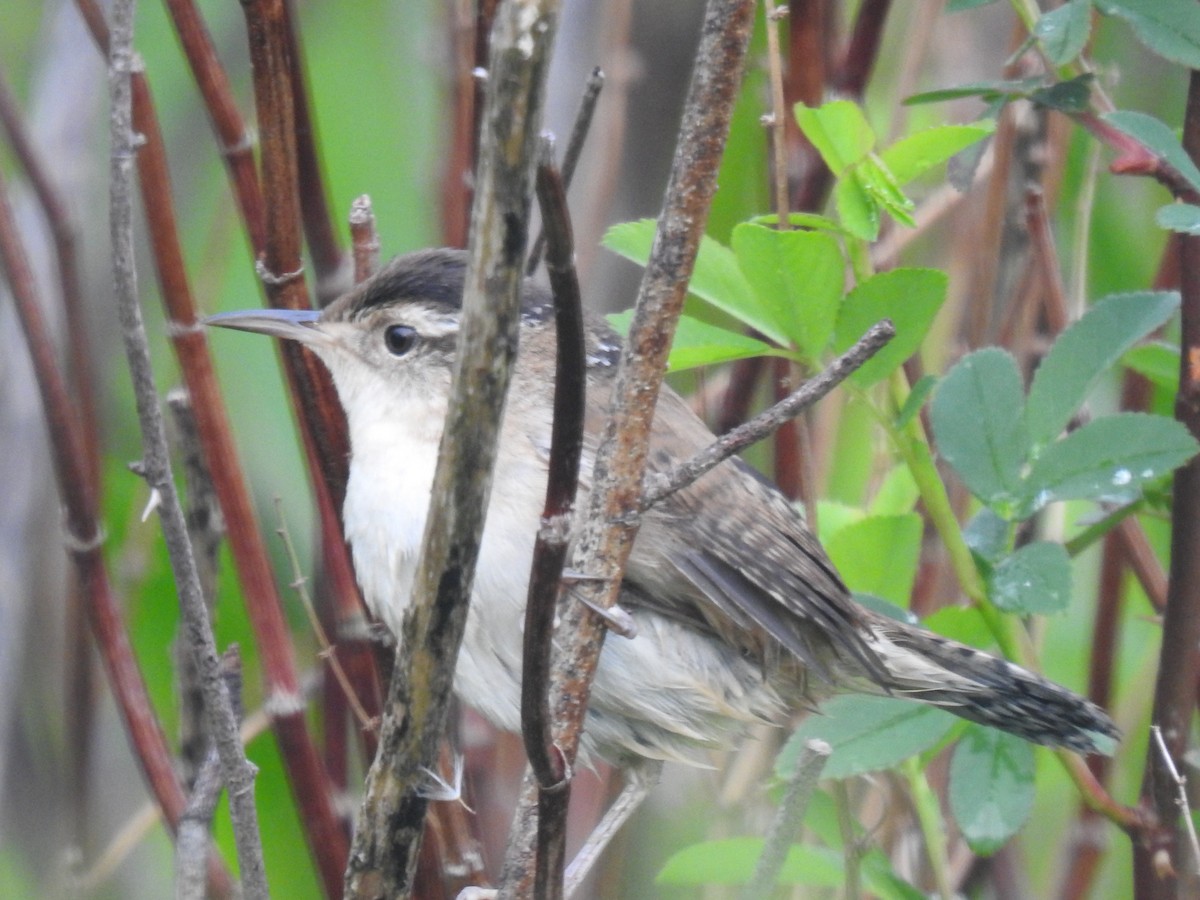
(207, 247), (1118, 770)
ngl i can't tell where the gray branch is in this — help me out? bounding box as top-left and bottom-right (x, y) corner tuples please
(741, 739), (831, 900)
(343, 2), (561, 897)
(108, 3), (267, 896)
(642, 319), (895, 509)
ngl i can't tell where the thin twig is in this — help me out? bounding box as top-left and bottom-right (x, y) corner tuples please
(349, 194), (381, 283)
(176, 649), (244, 900)
(1152, 725), (1200, 877)
(344, 4), (560, 896)
(761, 0), (791, 231)
(521, 136), (587, 900)
(642, 319), (894, 509)
(741, 739), (830, 900)
(108, 1), (269, 895)
(167, 388), (225, 780)
(526, 66), (605, 274)
(274, 499), (377, 731)
(278, 0), (348, 303)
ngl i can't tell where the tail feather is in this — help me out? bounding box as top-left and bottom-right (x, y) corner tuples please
(862, 618), (1118, 756)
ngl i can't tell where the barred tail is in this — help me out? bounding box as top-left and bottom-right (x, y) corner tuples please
(862, 617), (1118, 756)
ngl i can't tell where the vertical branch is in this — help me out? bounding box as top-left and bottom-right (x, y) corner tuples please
(1135, 69), (1200, 900)
(344, 3), (560, 896)
(161, 0), (267, 250)
(762, 0), (790, 230)
(520, 139), (587, 900)
(498, 0), (757, 893)
(0, 142), (235, 900)
(75, 3), (352, 890)
(0, 63), (100, 849)
(107, 2), (269, 895)
(350, 194), (381, 283)
(279, 0), (348, 302)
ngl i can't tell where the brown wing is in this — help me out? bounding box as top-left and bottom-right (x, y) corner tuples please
(618, 386), (888, 686)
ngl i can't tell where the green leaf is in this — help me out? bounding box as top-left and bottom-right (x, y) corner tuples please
(1029, 74), (1096, 112)
(869, 465), (921, 516)
(924, 605), (996, 649)
(816, 500), (864, 546)
(656, 838), (843, 887)
(1035, 0), (1093, 65)
(1157, 202), (1200, 235)
(1103, 110), (1200, 195)
(949, 727), (1035, 855)
(963, 507), (1010, 566)
(833, 268), (948, 387)
(856, 156), (915, 227)
(930, 348), (1029, 509)
(1095, 0), (1200, 69)
(1022, 413), (1199, 514)
(826, 514), (923, 606)
(904, 77), (1043, 106)
(835, 173), (881, 240)
(747, 211), (848, 234)
(1122, 342), (1180, 391)
(948, 0), (998, 9)
(606, 311), (783, 372)
(782, 696), (958, 780)
(603, 219), (786, 345)
(854, 592), (920, 625)
(989, 541), (1072, 615)
(731, 223), (845, 359)
(794, 100), (877, 176)
(860, 853), (928, 900)
(881, 122), (996, 185)
(1025, 291), (1180, 448)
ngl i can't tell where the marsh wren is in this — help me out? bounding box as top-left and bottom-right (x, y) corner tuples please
(208, 248), (1117, 766)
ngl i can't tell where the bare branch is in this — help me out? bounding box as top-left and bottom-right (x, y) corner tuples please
(344, 3), (560, 895)
(498, 1), (757, 893)
(642, 319), (895, 509)
(526, 67), (604, 274)
(741, 739), (830, 900)
(108, 2), (268, 893)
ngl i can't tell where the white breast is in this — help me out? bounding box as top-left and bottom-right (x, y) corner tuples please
(341, 388), (547, 735)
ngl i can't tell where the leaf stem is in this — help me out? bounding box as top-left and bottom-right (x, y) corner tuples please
(903, 757), (954, 900)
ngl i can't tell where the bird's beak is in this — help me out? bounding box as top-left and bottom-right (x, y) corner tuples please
(204, 308), (330, 347)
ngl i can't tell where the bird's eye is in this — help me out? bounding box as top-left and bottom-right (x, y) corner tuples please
(384, 324), (417, 356)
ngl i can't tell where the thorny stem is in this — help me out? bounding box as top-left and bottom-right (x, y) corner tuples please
(274, 500), (376, 731)
(108, 1), (268, 894)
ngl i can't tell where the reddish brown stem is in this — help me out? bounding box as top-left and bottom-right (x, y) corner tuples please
(75, 1), (350, 892)
(0, 63), (100, 848)
(0, 162), (233, 899)
(1133, 70), (1200, 900)
(279, 0), (347, 302)
(161, 0), (267, 250)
